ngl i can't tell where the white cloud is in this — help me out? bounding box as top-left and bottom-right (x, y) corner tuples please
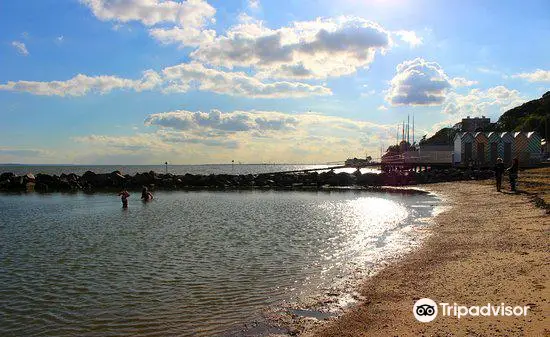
(385, 58), (451, 106)
(512, 69), (550, 82)
(70, 109), (398, 163)
(149, 26), (216, 47)
(81, 0), (215, 26)
(0, 62), (330, 98)
(56, 36), (64, 44)
(145, 109), (299, 133)
(0, 70), (161, 96)
(161, 62), (331, 98)
(377, 105), (388, 111)
(248, 0), (260, 9)
(81, 0), (216, 47)
(394, 30), (422, 47)
(11, 41), (29, 56)
(442, 86), (525, 118)
(191, 16), (391, 79)
(73, 133), (172, 152)
(450, 77), (478, 87)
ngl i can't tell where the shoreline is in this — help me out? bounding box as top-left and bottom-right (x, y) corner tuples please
(300, 181), (548, 336)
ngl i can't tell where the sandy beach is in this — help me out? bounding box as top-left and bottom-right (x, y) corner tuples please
(302, 181), (549, 337)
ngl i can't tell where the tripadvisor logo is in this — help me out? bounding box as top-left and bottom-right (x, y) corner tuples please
(413, 298), (438, 322)
(413, 298), (530, 322)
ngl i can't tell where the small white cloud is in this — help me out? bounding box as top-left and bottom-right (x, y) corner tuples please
(11, 41), (29, 56)
(377, 105), (388, 111)
(394, 30), (423, 47)
(512, 69), (550, 82)
(450, 77), (478, 87)
(56, 36), (64, 44)
(249, 0), (260, 9)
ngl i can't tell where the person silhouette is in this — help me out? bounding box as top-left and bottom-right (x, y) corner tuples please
(506, 158), (519, 192)
(118, 190), (130, 208)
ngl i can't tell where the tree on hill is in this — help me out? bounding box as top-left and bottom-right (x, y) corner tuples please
(419, 127), (458, 146)
(419, 91), (550, 148)
(495, 91), (550, 139)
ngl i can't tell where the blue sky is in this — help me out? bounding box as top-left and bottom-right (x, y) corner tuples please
(1, 0), (549, 164)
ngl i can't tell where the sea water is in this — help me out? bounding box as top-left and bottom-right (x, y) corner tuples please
(0, 189), (438, 336)
(0, 164), (379, 176)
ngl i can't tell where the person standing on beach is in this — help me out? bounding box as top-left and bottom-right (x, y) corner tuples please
(506, 158), (519, 192)
(118, 190), (130, 208)
(494, 158), (505, 192)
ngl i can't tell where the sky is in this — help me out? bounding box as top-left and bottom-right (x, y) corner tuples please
(1, 0), (549, 165)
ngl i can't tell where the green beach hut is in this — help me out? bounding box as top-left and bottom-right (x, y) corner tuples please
(513, 132), (530, 164)
(526, 132), (542, 165)
(500, 132), (514, 165)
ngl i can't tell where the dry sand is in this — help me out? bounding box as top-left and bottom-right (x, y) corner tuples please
(303, 181), (549, 337)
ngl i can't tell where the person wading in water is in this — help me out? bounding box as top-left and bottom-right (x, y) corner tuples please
(141, 187), (153, 202)
(118, 190), (130, 208)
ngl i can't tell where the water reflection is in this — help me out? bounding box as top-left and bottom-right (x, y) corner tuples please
(0, 190), (436, 337)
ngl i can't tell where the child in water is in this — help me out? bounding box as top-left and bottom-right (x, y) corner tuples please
(118, 190), (130, 208)
(141, 187), (153, 202)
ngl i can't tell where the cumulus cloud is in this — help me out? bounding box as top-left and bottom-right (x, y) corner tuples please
(72, 109), (397, 163)
(442, 86), (525, 118)
(81, 0), (215, 26)
(81, 0), (216, 47)
(161, 62), (331, 98)
(512, 69), (550, 82)
(0, 70), (162, 96)
(149, 26), (216, 47)
(385, 58), (451, 106)
(191, 16), (391, 79)
(11, 41), (29, 56)
(0, 62), (329, 98)
(145, 109), (299, 133)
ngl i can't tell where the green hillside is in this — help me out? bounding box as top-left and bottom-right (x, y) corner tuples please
(495, 91), (549, 138)
(420, 91), (549, 147)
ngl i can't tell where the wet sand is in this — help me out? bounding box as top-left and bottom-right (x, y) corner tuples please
(303, 181), (549, 337)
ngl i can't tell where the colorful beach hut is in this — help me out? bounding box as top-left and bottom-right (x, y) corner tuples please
(473, 132), (488, 165)
(526, 132), (542, 165)
(459, 132), (475, 164)
(500, 132), (514, 165)
(487, 132), (502, 165)
(513, 132), (530, 164)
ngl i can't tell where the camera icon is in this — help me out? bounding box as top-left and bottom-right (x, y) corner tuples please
(413, 298), (438, 322)
(415, 304), (436, 316)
